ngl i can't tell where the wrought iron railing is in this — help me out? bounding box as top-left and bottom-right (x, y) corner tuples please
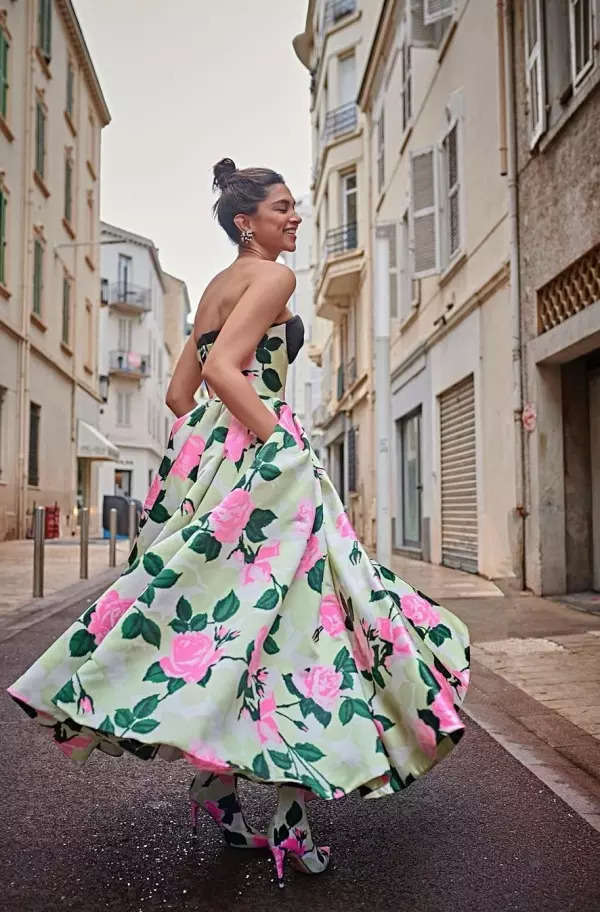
(105, 281), (151, 313)
(109, 350), (151, 377)
(323, 222), (358, 259)
(322, 102), (358, 144)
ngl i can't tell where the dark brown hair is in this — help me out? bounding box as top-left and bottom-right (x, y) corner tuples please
(212, 157), (285, 245)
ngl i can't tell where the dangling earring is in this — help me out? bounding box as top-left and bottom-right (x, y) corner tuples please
(240, 228), (254, 244)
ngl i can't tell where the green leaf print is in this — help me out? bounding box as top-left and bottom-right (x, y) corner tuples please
(418, 660), (440, 692)
(312, 504), (323, 534)
(252, 753), (269, 779)
(255, 588), (279, 611)
(268, 749), (292, 770)
(158, 455), (172, 479)
(369, 589), (387, 601)
(294, 742), (326, 762)
(181, 524), (200, 542)
(285, 800), (303, 827)
(263, 635), (279, 655)
(139, 586), (155, 606)
(259, 463), (281, 481)
(169, 618), (188, 633)
(374, 713), (395, 731)
(417, 708), (440, 732)
(379, 565), (396, 582)
(190, 613), (208, 631)
(143, 662), (168, 683)
(212, 426), (228, 442)
(262, 368), (282, 392)
(265, 336), (283, 351)
(339, 699), (354, 725)
(300, 774), (328, 799)
(282, 430), (296, 449)
(121, 556), (140, 576)
(333, 646), (357, 675)
(141, 617), (161, 648)
(176, 596), (192, 622)
(257, 442), (278, 463)
(351, 699), (372, 718)
(153, 569), (182, 589)
(54, 679), (76, 703)
(213, 590), (240, 623)
(149, 502), (170, 523)
(167, 678), (186, 694)
(245, 508), (276, 543)
(190, 532), (221, 559)
(237, 670), (249, 698)
(188, 405), (207, 426)
(131, 718), (160, 734)
(99, 716), (115, 735)
(270, 615), (281, 635)
(143, 552), (164, 576)
(115, 708), (135, 729)
(69, 629), (96, 657)
(428, 623), (452, 646)
(283, 673), (303, 699)
(133, 695), (159, 718)
(256, 347), (272, 364)
(300, 697), (332, 728)
(372, 666), (385, 689)
(122, 612), (143, 639)
(307, 557), (325, 594)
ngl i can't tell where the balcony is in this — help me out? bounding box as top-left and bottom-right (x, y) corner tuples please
(103, 281), (152, 316)
(109, 350), (151, 379)
(315, 222), (363, 322)
(324, 222), (357, 259)
(322, 102), (358, 145)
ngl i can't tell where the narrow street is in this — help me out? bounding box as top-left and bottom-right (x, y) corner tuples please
(2, 594), (599, 912)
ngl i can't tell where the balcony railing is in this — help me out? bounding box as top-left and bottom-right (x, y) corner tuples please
(322, 102), (358, 144)
(109, 350), (151, 379)
(323, 222), (358, 260)
(103, 281), (152, 315)
(320, 0), (356, 39)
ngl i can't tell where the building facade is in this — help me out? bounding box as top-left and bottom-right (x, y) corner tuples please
(0, 0), (111, 539)
(511, 0), (600, 595)
(97, 222), (171, 524)
(162, 270), (191, 380)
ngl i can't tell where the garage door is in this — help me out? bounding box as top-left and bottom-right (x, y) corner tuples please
(440, 374), (478, 573)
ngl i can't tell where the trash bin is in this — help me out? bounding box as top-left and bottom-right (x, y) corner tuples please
(102, 494), (130, 537)
(45, 503), (60, 539)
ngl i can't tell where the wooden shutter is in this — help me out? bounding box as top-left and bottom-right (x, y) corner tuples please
(62, 277), (70, 344)
(348, 425), (357, 492)
(33, 240), (43, 315)
(440, 374), (478, 573)
(424, 0), (454, 24)
(524, 0), (546, 146)
(410, 148), (439, 277)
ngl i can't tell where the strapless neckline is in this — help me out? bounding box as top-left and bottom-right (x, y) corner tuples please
(196, 312), (302, 346)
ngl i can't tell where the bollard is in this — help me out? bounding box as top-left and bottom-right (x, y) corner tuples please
(32, 505), (45, 598)
(79, 506), (89, 579)
(128, 500), (138, 551)
(108, 507), (117, 568)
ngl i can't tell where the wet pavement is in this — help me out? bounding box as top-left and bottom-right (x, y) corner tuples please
(2, 596), (600, 911)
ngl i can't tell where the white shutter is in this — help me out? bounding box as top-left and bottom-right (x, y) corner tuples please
(410, 148), (439, 277)
(424, 0), (454, 25)
(524, 0), (546, 146)
(388, 222), (398, 319)
(440, 374), (478, 573)
(569, 0), (594, 88)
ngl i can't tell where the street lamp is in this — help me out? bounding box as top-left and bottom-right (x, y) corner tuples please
(98, 374), (110, 402)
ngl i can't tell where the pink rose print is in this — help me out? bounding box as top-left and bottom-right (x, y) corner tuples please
(211, 489), (255, 544)
(171, 434), (206, 479)
(376, 617), (414, 661)
(144, 474), (162, 510)
(88, 590), (136, 645)
(171, 414), (188, 437)
(373, 717), (385, 739)
(295, 534), (321, 578)
(159, 632), (224, 684)
(293, 499), (315, 537)
(452, 667), (470, 698)
(256, 691), (280, 744)
(79, 696), (93, 714)
(56, 734), (94, 760)
(181, 499), (195, 516)
(352, 620), (374, 672)
(319, 594), (346, 637)
(183, 741), (230, 773)
(414, 718), (437, 759)
(333, 788), (345, 799)
(277, 404), (304, 449)
(248, 625), (270, 677)
(236, 540), (280, 586)
(224, 416), (255, 462)
(335, 511), (357, 539)
(294, 665), (342, 710)
(401, 593), (440, 629)
(430, 667), (461, 730)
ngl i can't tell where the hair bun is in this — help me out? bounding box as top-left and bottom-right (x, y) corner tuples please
(212, 157), (237, 192)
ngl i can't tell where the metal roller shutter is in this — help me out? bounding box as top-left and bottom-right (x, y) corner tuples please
(440, 374), (478, 573)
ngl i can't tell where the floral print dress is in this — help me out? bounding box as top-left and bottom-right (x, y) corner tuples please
(8, 314), (470, 800)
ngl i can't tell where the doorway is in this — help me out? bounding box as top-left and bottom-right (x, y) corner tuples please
(398, 409), (422, 549)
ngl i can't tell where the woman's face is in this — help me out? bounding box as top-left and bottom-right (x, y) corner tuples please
(241, 183), (302, 256)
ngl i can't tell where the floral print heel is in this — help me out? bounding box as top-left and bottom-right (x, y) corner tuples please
(268, 785), (331, 887)
(189, 772), (268, 849)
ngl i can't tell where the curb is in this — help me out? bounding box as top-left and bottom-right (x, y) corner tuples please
(0, 565), (124, 644)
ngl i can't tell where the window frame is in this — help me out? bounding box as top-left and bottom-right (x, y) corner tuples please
(61, 272), (72, 347)
(423, 0), (455, 26)
(524, 0), (547, 147)
(35, 98), (47, 179)
(64, 151), (73, 224)
(66, 58), (75, 118)
(32, 237), (44, 317)
(569, 0), (595, 90)
(0, 26), (9, 122)
(439, 115), (463, 267)
(37, 0), (52, 63)
(409, 146), (440, 279)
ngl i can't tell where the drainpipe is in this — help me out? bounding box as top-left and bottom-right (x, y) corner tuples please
(374, 224), (392, 567)
(501, 0), (527, 588)
(16, 2), (35, 537)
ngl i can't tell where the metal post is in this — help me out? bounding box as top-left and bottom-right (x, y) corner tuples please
(128, 500), (137, 551)
(32, 505), (45, 598)
(79, 507), (89, 579)
(108, 507), (117, 567)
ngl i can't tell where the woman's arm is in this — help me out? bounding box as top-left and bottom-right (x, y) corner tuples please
(201, 262), (296, 442)
(165, 332), (203, 417)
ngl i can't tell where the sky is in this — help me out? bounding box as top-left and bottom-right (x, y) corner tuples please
(72, 0), (311, 310)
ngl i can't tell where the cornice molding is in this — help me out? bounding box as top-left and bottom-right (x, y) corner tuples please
(56, 0), (111, 126)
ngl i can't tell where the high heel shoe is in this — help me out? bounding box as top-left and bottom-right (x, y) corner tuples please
(267, 785), (331, 887)
(189, 772), (268, 849)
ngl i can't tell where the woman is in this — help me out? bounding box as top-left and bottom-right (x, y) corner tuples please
(7, 158), (470, 888)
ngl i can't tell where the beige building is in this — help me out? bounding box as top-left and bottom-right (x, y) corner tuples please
(0, 0), (111, 539)
(294, 0), (385, 549)
(163, 271), (191, 378)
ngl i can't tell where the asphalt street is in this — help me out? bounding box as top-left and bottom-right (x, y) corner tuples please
(1, 596), (599, 912)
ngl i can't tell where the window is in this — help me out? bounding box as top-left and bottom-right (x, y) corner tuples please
(28, 402), (41, 486)
(0, 28), (8, 121)
(66, 59), (74, 118)
(61, 275), (71, 345)
(64, 153), (72, 223)
(85, 299), (93, 371)
(0, 187), (6, 286)
(35, 100), (47, 178)
(401, 27), (412, 132)
(117, 391), (132, 427)
(0, 385), (6, 479)
(341, 171), (357, 249)
(570, 0), (594, 88)
(376, 107), (385, 194)
(524, 0), (546, 146)
(118, 317), (133, 352)
(114, 468), (131, 497)
(442, 120), (461, 261)
(410, 148), (438, 276)
(423, 0), (454, 24)
(33, 238), (43, 316)
(37, 0), (52, 62)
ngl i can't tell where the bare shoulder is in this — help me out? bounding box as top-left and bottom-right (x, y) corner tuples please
(248, 260), (296, 292)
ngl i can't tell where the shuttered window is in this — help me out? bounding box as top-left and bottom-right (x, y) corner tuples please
(35, 101), (46, 178)
(38, 0), (52, 61)
(410, 148), (438, 277)
(399, 209), (412, 321)
(439, 374), (478, 573)
(33, 239), (43, 316)
(524, 0), (546, 146)
(28, 403), (41, 486)
(424, 0), (454, 25)
(442, 120), (461, 261)
(117, 391), (132, 427)
(64, 156), (72, 223)
(0, 30), (8, 120)
(62, 276), (71, 345)
(0, 189), (6, 286)
(569, 0), (594, 88)
(66, 60), (74, 117)
(348, 424), (358, 492)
